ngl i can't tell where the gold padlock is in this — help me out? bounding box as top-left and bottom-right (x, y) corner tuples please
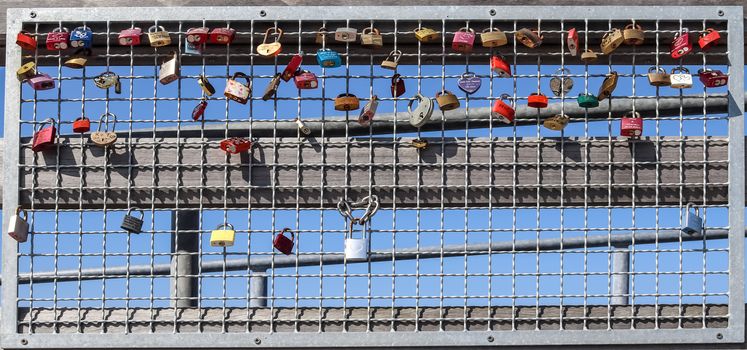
(543, 114), (570, 131)
(515, 28), (543, 48)
(480, 28), (507, 47)
(580, 49), (598, 63)
(16, 62), (36, 81)
(435, 90), (459, 111)
(360, 27), (383, 48)
(411, 138), (428, 150)
(158, 51), (179, 85)
(90, 112), (118, 147)
(623, 23), (645, 45)
(334, 93), (360, 111)
(198, 74), (215, 96)
(64, 48), (92, 69)
(414, 27), (439, 43)
(315, 27), (328, 45)
(600, 28), (624, 55)
(147, 25), (171, 47)
(597, 71), (619, 101)
(647, 67), (670, 87)
(381, 50), (402, 70)
(262, 73), (281, 101)
(257, 27), (283, 57)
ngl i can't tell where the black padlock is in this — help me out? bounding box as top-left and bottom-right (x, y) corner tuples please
(121, 208), (144, 234)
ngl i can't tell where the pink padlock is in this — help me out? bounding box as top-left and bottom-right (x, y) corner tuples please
(46, 27), (70, 50)
(118, 27), (142, 46)
(452, 27), (475, 53)
(28, 73), (55, 90)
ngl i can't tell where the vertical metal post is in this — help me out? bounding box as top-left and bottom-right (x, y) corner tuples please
(250, 269), (267, 307)
(611, 243), (630, 306)
(170, 210), (199, 308)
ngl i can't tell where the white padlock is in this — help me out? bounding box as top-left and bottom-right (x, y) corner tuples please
(7, 206), (29, 243)
(344, 222), (369, 261)
(670, 67), (693, 89)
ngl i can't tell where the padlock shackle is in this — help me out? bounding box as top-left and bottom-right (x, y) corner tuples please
(126, 207), (144, 219)
(554, 67), (571, 75)
(262, 27), (283, 44)
(482, 27), (501, 33)
(391, 74), (401, 85)
(461, 71), (476, 79)
(386, 49), (402, 62)
(35, 118), (56, 131)
(216, 223), (234, 231)
(624, 111), (641, 119)
(279, 227), (295, 241)
(435, 90), (454, 98)
(671, 66), (690, 74)
(230, 72), (251, 86)
(346, 220), (368, 240)
(75, 116), (89, 122)
(624, 23), (643, 30)
(648, 66), (667, 74)
(457, 27), (475, 34)
(674, 28), (690, 38)
(337, 93), (355, 98)
(148, 25), (166, 33)
(685, 202), (700, 216)
(97, 112), (118, 132)
(52, 27), (69, 33)
(701, 28), (717, 36)
(15, 205), (27, 219)
(362, 27), (380, 35)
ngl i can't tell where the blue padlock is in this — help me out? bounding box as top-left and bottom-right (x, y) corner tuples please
(70, 26), (93, 49)
(681, 203), (703, 235)
(316, 48), (341, 68)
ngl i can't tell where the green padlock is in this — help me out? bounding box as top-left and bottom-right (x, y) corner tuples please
(577, 93), (599, 108)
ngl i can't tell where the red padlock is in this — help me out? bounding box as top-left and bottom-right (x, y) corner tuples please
(16, 31), (37, 51)
(273, 228), (295, 255)
(452, 27), (475, 53)
(192, 99), (208, 121)
(490, 54), (511, 77)
(281, 54), (303, 82)
(72, 116), (90, 133)
(567, 28), (579, 56)
(698, 28), (720, 51)
(209, 27), (236, 44)
(670, 30), (692, 59)
(46, 27), (70, 50)
(118, 27), (142, 46)
(527, 92), (549, 108)
(620, 112), (643, 138)
(294, 70), (318, 89)
(219, 137), (252, 154)
(32, 118), (56, 152)
(698, 69), (728, 88)
(491, 94), (515, 124)
(391, 74), (405, 98)
(186, 27), (210, 44)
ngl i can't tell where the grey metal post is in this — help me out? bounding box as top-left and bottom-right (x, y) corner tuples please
(611, 243), (631, 306)
(170, 210), (200, 308)
(250, 270), (268, 307)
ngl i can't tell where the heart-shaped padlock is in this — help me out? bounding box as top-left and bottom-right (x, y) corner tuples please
(457, 72), (481, 95)
(90, 112), (118, 147)
(257, 27), (283, 57)
(549, 68), (573, 96)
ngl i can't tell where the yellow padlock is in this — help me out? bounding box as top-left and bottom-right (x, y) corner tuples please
(16, 62), (36, 81)
(414, 27), (439, 42)
(210, 223), (235, 247)
(480, 28), (507, 47)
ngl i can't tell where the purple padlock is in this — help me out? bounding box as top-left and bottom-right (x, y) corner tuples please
(28, 73), (55, 90)
(457, 72), (481, 95)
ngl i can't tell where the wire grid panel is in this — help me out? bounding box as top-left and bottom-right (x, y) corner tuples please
(2, 6), (744, 348)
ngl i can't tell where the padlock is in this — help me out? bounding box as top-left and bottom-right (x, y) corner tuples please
(296, 118), (311, 135)
(281, 54), (303, 82)
(192, 98), (207, 121)
(257, 27), (283, 57)
(209, 27), (236, 45)
(435, 90), (459, 111)
(16, 62), (36, 82)
(198, 74), (215, 96)
(210, 223), (235, 247)
(580, 49), (598, 63)
(46, 27), (70, 50)
(334, 93), (360, 111)
(414, 27), (439, 43)
(515, 28), (543, 48)
(90, 113), (118, 147)
(698, 68), (728, 88)
(577, 93), (599, 108)
(315, 27), (328, 45)
(480, 28), (507, 48)
(94, 71), (122, 94)
(452, 27), (475, 53)
(273, 228), (295, 255)
(294, 70), (318, 89)
(118, 27), (142, 46)
(262, 73), (281, 101)
(220, 137), (252, 154)
(147, 25), (171, 47)
(334, 27), (357, 43)
(358, 95), (378, 126)
(381, 50), (402, 70)
(600, 28), (624, 55)
(390, 74), (405, 98)
(186, 27), (209, 45)
(7, 206), (29, 243)
(224, 72), (252, 104)
(184, 38), (204, 55)
(16, 31), (37, 51)
(647, 67), (670, 87)
(411, 138), (428, 150)
(681, 203), (703, 235)
(70, 26), (93, 49)
(32, 118), (56, 152)
(527, 92), (549, 108)
(567, 28), (579, 56)
(698, 28), (720, 51)
(670, 30), (692, 59)
(159, 51), (179, 85)
(597, 71), (619, 101)
(457, 72), (481, 95)
(121, 208), (144, 234)
(549, 68), (573, 96)
(64, 48), (92, 69)
(73, 116), (91, 133)
(670, 67), (692, 89)
(491, 94), (515, 124)
(407, 93), (434, 127)
(544, 114), (570, 131)
(360, 27), (383, 48)
(620, 111), (643, 138)
(490, 54), (512, 77)
(28, 73), (55, 90)
(316, 48), (342, 68)
(344, 222), (368, 261)
(623, 23), (645, 45)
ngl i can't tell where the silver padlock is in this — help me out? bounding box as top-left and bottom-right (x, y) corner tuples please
(549, 67), (574, 96)
(296, 118), (311, 135)
(7, 206), (29, 243)
(334, 27), (358, 43)
(670, 67), (693, 89)
(681, 203), (703, 235)
(121, 208), (144, 234)
(344, 221), (369, 261)
(358, 95), (379, 126)
(407, 93), (434, 128)
(159, 51), (179, 85)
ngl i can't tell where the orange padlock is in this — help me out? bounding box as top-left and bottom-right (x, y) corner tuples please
(527, 92), (549, 108)
(73, 116), (91, 133)
(16, 31), (37, 51)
